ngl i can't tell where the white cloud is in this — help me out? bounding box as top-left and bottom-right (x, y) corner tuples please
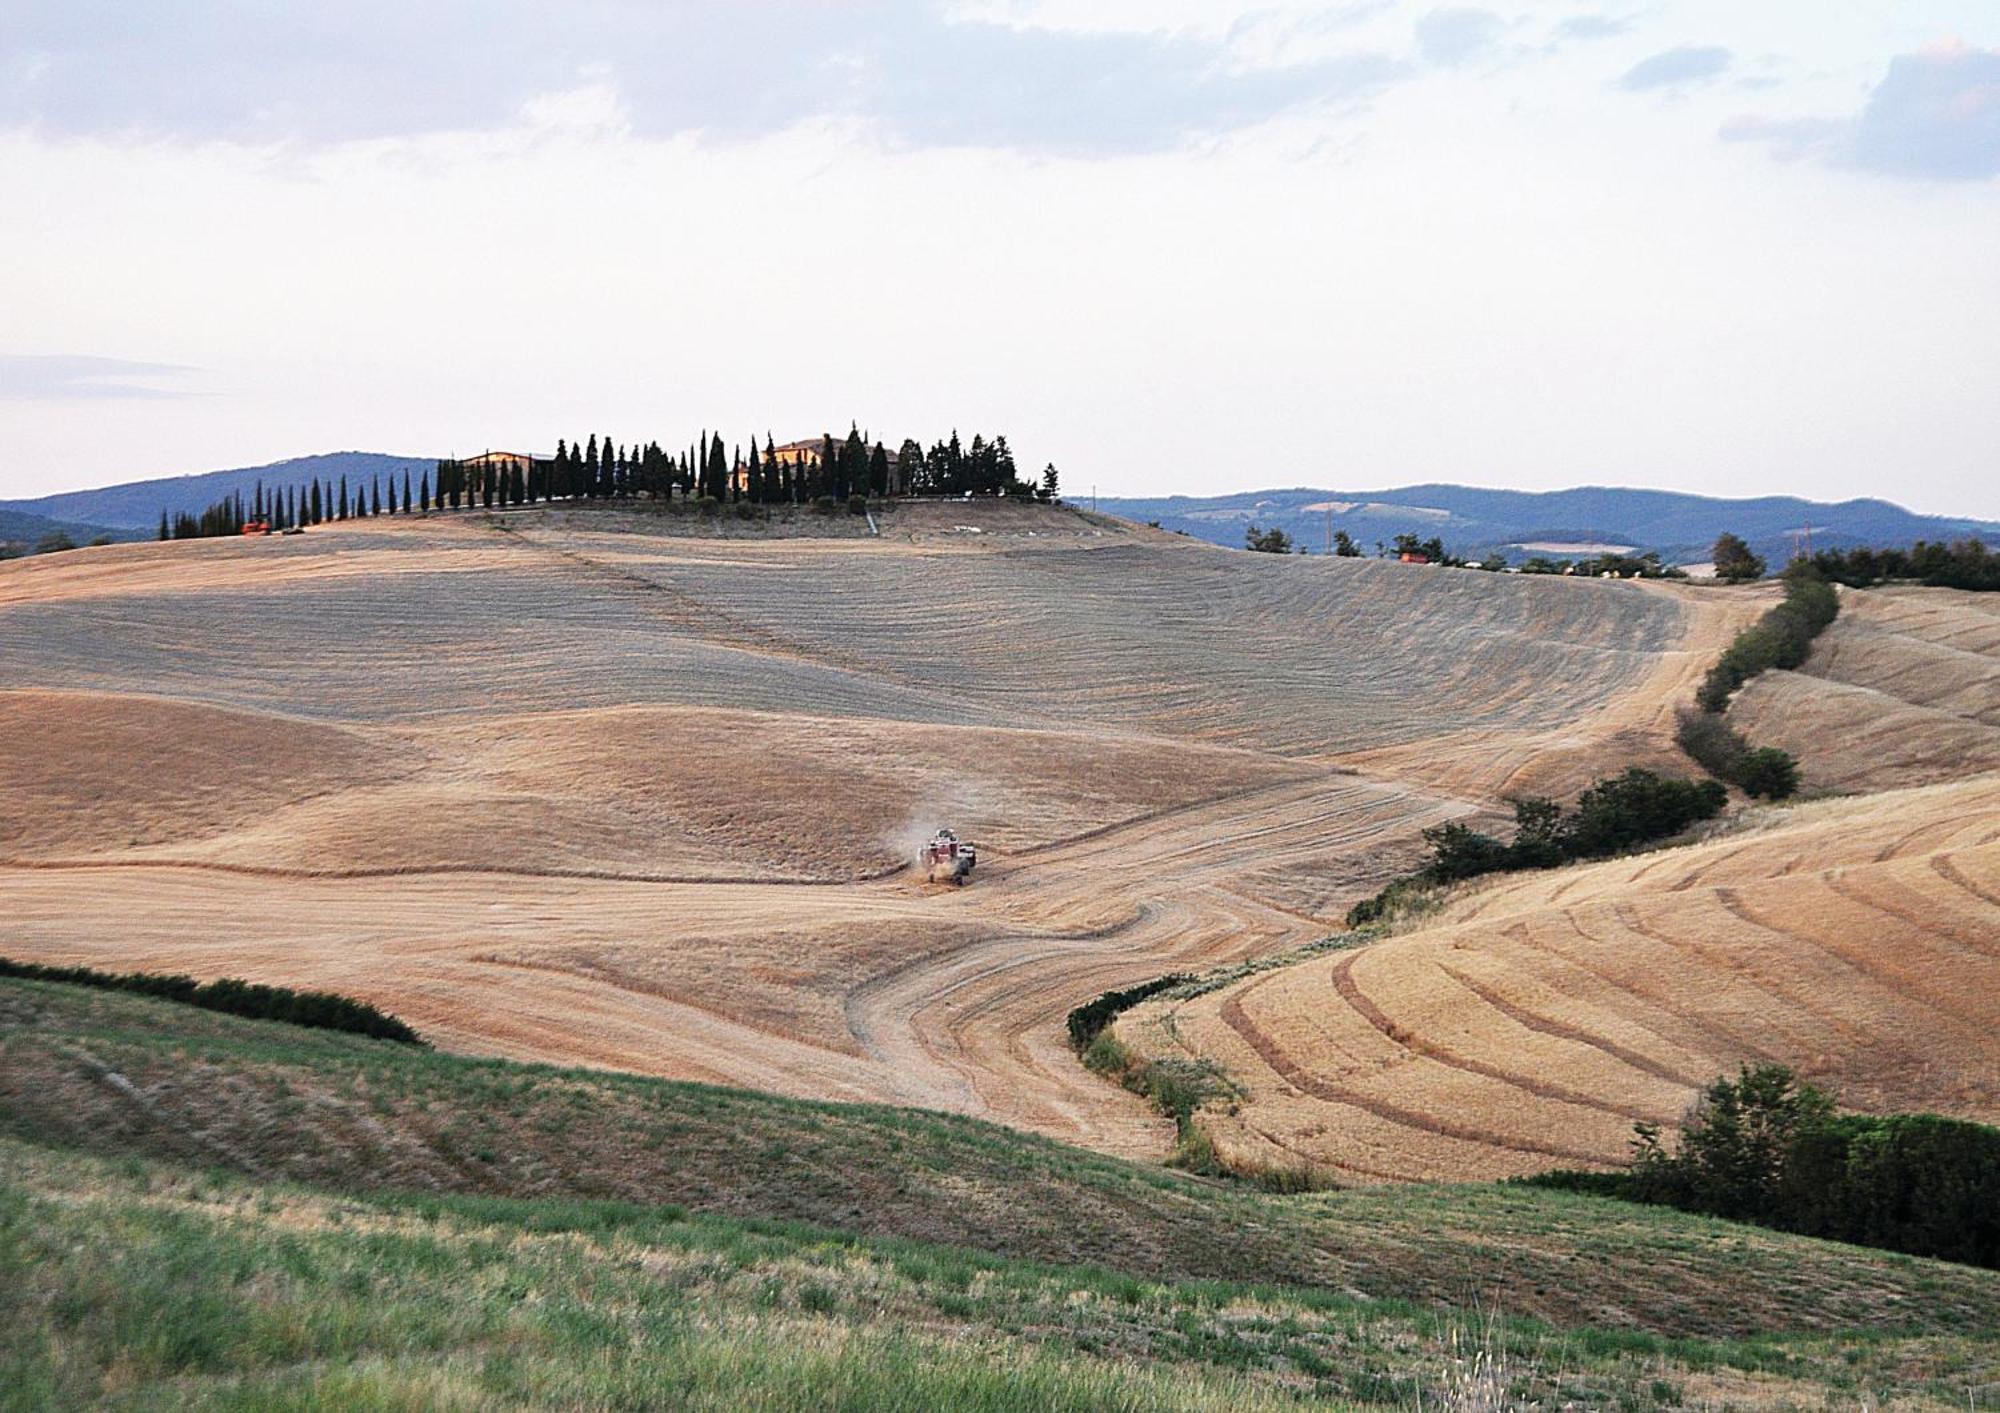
(1723, 40), (2000, 181)
(1620, 45), (1733, 91)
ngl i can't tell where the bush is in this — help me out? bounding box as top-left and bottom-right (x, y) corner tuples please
(1734, 747), (1799, 800)
(1561, 770), (1727, 860)
(0, 957), (426, 1046)
(846, 495), (869, 516)
(1346, 770), (1726, 925)
(812, 495), (838, 515)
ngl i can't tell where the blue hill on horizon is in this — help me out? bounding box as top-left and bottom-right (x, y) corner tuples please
(1098, 483), (2000, 565)
(1, 452), (437, 533)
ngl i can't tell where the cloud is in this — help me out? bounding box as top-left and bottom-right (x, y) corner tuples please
(1619, 46), (1732, 92)
(1848, 41), (2000, 181)
(0, 355), (197, 400)
(1553, 15), (1629, 44)
(1717, 115), (1843, 163)
(1415, 7), (1504, 67)
(0, 2), (1404, 156)
(1722, 41), (2000, 182)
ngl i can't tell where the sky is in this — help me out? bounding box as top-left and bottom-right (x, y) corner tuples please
(3, 2), (1998, 515)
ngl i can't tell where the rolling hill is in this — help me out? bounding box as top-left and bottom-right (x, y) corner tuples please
(0, 498), (1720, 1157)
(5, 978), (1996, 1410)
(1117, 669), (2000, 1185)
(1100, 483), (2000, 568)
(0, 450), (435, 530)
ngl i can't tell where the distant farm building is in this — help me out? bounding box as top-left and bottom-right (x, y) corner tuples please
(459, 451), (545, 477)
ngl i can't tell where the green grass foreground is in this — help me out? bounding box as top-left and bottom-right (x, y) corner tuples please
(5, 978), (2000, 1409)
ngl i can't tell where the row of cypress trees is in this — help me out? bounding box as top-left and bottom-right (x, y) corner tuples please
(159, 425), (1050, 537)
(160, 469), (432, 538)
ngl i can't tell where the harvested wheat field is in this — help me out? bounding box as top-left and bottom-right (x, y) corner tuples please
(1, 503), (1748, 1157)
(1728, 584), (2000, 793)
(1118, 772), (2000, 1182)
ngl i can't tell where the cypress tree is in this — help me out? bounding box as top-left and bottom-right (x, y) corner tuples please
(419, 472), (431, 512)
(584, 435), (599, 499)
(402, 470), (413, 514)
(310, 480), (323, 524)
(746, 437), (762, 503)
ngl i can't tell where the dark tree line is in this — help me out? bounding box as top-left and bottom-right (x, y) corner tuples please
(0, 956), (425, 1046)
(160, 427), (1053, 539)
(1806, 538), (2000, 592)
(1530, 1064), (2000, 1271)
(1348, 768), (1728, 926)
(1671, 563), (1835, 801)
(161, 470), (423, 538)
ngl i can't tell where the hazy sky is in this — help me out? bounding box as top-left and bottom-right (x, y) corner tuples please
(4, 2), (1998, 514)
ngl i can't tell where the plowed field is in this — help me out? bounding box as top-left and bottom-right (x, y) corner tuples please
(1, 503), (1732, 1156)
(1119, 773), (2000, 1181)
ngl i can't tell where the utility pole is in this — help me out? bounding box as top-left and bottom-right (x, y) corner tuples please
(1325, 506), (1332, 555)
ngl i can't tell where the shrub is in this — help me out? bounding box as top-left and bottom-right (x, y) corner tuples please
(846, 495), (869, 516)
(1733, 747), (1799, 800)
(1560, 770), (1727, 860)
(812, 495), (837, 515)
(1066, 974), (1195, 1050)
(1243, 525), (1292, 554)
(0, 957), (426, 1046)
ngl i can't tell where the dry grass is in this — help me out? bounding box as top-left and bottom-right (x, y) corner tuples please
(1119, 772), (2000, 1183)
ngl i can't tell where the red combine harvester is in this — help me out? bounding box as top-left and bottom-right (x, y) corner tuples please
(919, 828), (978, 885)
(241, 519), (271, 536)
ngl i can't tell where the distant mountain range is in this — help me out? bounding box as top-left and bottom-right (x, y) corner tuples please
(7, 457), (1996, 569)
(0, 452), (435, 544)
(1097, 484), (2000, 567)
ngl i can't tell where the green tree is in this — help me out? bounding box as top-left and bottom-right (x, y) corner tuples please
(1634, 1065), (1835, 1221)
(1332, 529), (1360, 557)
(1712, 532), (1766, 583)
(158, 511), (170, 541)
(1038, 463), (1059, 503)
(1245, 524), (1293, 554)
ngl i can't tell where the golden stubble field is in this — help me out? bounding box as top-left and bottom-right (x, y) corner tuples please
(3, 502), (1754, 1158)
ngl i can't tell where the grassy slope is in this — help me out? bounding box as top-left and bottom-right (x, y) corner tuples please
(5, 982), (2000, 1409)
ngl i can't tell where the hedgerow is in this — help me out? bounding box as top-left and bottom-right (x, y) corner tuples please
(0, 957), (426, 1046)
(1345, 769), (1726, 928)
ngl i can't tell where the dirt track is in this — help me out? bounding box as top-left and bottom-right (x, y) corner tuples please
(0, 505), (1735, 1158)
